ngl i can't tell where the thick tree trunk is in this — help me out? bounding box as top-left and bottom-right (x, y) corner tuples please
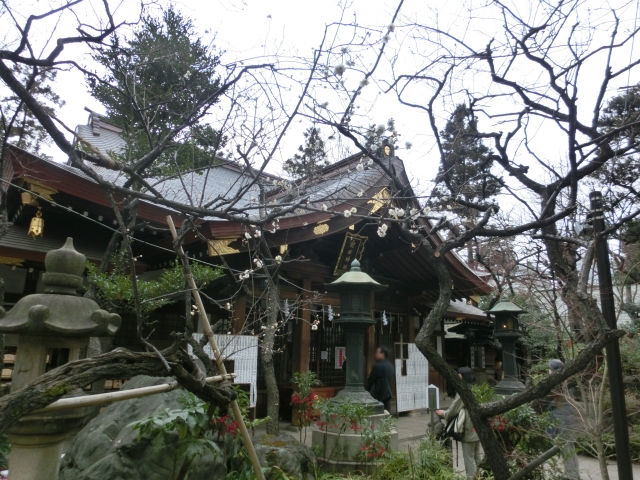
(413, 241), (512, 480)
(261, 280), (280, 435)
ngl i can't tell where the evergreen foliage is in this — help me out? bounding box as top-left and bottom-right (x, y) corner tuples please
(87, 6), (225, 175)
(284, 127), (329, 178)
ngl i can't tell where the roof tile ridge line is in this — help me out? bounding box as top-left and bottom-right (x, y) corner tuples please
(264, 151), (384, 196)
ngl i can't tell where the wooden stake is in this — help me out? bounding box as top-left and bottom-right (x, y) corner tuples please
(167, 216), (265, 480)
(35, 374), (236, 413)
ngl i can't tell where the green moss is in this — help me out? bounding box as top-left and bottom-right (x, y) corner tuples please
(44, 382), (71, 397)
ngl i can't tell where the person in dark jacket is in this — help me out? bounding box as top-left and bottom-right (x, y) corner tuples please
(366, 346), (395, 413)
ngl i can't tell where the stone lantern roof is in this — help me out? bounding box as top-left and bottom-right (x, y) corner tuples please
(0, 237), (121, 337)
(488, 299), (526, 315)
(325, 259), (387, 292)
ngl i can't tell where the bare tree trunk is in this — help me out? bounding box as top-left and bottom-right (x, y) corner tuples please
(596, 358), (611, 480)
(262, 279), (280, 435)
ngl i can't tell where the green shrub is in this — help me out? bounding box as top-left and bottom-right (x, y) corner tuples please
(371, 436), (463, 480)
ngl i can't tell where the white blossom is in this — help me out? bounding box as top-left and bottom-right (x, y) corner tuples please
(382, 34), (390, 43)
(344, 210), (352, 218)
(253, 258), (263, 269)
(356, 163), (364, 172)
(388, 23), (395, 32)
(328, 305), (334, 322)
(405, 142), (413, 150)
(409, 208), (419, 219)
(311, 324), (318, 331)
(350, 207), (357, 213)
(382, 310), (388, 326)
(360, 78), (370, 87)
(367, 158), (374, 166)
(423, 206), (431, 213)
(225, 302), (232, 310)
(357, 190), (364, 197)
(377, 226), (387, 238)
(254, 229), (262, 238)
(183, 70), (192, 80)
(334, 65), (346, 76)
(275, 255), (282, 264)
(375, 124), (385, 135)
(244, 232), (252, 240)
(321, 204), (328, 211)
(446, 205), (452, 210)
(284, 299), (290, 317)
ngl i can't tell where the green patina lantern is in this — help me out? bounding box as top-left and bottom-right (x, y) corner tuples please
(325, 259), (387, 413)
(489, 299), (526, 395)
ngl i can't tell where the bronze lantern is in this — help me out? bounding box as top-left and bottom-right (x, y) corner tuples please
(325, 259), (387, 413)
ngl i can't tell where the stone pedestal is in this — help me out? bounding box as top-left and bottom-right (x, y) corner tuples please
(312, 412), (398, 474)
(0, 238), (121, 480)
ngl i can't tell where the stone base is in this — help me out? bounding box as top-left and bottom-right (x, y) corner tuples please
(8, 431), (70, 480)
(494, 378), (526, 396)
(312, 412), (398, 473)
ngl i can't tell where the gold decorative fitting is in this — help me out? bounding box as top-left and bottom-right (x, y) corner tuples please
(279, 244), (288, 255)
(0, 256), (24, 267)
(207, 237), (240, 256)
(384, 145), (391, 156)
(348, 225), (355, 231)
(367, 188), (390, 214)
(23, 180), (58, 202)
(28, 208), (44, 239)
(313, 223), (330, 235)
(20, 192), (38, 206)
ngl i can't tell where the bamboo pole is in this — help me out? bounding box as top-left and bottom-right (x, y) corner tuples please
(167, 216), (265, 480)
(34, 374), (236, 413)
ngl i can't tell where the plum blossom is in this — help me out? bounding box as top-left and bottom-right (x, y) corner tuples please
(244, 232), (252, 240)
(253, 258), (263, 269)
(321, 204), (328, 211)
(377, 224), (388, 238)
(344, 210), (352, 218)
(275, 255), (282, 264)
(356, 163), (364, 172)
(328, 305), (334, 322)
(382, 310), (388, 326)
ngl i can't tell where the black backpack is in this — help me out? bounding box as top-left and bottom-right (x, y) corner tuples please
(443, 413), (465, 442)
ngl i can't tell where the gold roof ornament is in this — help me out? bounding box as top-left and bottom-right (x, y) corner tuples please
(207, 237), (240, 256)
(367, 188), (390, 214)
(28, 208), (44, 239)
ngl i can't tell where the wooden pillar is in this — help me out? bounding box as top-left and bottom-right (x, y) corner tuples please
(292, 278), (311, 374)
(233, 296), (246, 334)
(406, 300), (416, 344)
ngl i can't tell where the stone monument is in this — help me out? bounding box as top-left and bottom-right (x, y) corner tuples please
(0, 237), (121, 480)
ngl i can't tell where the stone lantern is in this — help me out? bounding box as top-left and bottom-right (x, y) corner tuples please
(488, 299), (525, 395)
(325, 259), (387, 414)
(0, 238), (121, 480)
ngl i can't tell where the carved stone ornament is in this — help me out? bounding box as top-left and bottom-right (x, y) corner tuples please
(0, 237), (121, 337)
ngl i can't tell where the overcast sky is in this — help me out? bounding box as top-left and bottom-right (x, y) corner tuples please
(4, 0), (639, 203)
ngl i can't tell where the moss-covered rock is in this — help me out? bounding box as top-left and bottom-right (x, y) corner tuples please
(59, 375), (226, 480)
(252, 433), (316, 480)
